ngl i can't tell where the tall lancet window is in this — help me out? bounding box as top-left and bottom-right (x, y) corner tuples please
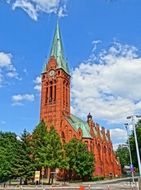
(66, 83), (68, 106)
(52, 80), (56, 103)
(45, 86), (48, 104)
(54, 84), (56, 102)
(63, 80), (65, 106)
(49, 81), (53, 103)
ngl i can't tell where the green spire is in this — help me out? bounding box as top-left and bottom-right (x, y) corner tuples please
(42, 63), (46, 73)
(50, 21), (69, 74)
(42, 58), (47, 73)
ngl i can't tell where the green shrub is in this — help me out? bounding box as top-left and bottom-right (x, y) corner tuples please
(92, 176), (104, 181)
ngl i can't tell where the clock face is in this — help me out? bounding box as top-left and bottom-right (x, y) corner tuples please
(49, 70), (55, 77)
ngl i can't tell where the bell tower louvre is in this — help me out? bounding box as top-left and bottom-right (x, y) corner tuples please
(40, 22), (121, 177)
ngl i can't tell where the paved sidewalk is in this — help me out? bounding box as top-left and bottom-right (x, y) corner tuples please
(0, 177), (139, 190)
(0, 183), (139, 190)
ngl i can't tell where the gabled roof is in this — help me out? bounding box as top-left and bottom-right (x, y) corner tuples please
(66, 114), (92, 139)
(49, 21), (69, 74)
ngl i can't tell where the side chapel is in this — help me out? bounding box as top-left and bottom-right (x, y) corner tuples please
(40, 22), (121, 177)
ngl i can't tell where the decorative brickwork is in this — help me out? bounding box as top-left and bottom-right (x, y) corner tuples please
(40, 22), (121, 177)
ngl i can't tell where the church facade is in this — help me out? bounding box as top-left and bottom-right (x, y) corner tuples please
(40, 22), (121, 177)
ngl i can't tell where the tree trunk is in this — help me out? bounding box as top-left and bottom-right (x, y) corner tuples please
(48, 169), (51, 184)
(24, 178), (27, 185)
(51, 173), (54, 184)
(63, 169), (66, 184)
(69, 170), (72, 181)
(20, 178), (22, 185)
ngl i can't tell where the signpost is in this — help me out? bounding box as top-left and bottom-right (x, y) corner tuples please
(34, 171), (40, 185)
(130, 164), (134, 173)
(41, 167), (44, 189)
(138, 177), (141, 190)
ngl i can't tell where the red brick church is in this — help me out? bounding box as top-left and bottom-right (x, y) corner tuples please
(40, 22), (121, 177)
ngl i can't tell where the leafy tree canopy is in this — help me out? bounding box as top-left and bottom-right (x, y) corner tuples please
(116, 145), (129, 170)
(16, 129), (34, 183)
(65, 138), (94, 180)
(0, 132), (20, 182)
(129, 120), (141, 168)
(116, 120), (141, 171)
(32, 122), (64, 170)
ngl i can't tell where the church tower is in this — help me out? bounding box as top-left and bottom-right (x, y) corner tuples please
(40, 22), (70, 133)
(39, 22), (122, 178)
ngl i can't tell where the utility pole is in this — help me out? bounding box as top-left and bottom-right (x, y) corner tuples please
(127, 115), (141, 190)
(127, 115), (141, 176)
(124, 123), (135, 184)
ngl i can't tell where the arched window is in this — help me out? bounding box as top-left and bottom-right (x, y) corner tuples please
(61, 131), (65, 143)
(103, 146), (107, 161)
(97, 143), (101, 160)
(45, 87), (48, 104)
(49, 86), (52, 102)
(42, 74), (45, 80)
(66, 83), (68, 106)
(58, 70), (60, 75)
(103, 146), (106, 153)
(49, 81), (53, 103)
(78, 129), (82, 137)
(63, 81), (65, 106)
(54, 85), (56, 102)
(53, 80), (56, 102)
(90, 141), (93, 152)
(108, 148), (112, 162)
(69, 130), (72, 138)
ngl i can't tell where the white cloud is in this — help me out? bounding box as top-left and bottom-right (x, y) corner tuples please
(16, 136), (21, 141)
(9, 0), (68, 21)
(34, 76), (41, 91)
(71, 42), (141, 124)
(0, 52), (12, 68)
(57, 3), (67, 17)
(0, 51), (19, 86)
(110, 128), (127, 143)
(7, 72), (18, 78)
(12, 94), (35, 105)
(92, 40), (102, 52)
(12, 0), (38, 21)
(113, 143), (122, 151)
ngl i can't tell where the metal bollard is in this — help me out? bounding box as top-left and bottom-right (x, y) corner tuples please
(138, 177), (141, 190)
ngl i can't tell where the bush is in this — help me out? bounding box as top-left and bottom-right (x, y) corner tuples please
(92, 176), (104, 181)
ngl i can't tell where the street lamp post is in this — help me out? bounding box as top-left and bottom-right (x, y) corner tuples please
(41, 167), (44, 190)
(127, 115), (141, 177)
(124, 123), (135, 184)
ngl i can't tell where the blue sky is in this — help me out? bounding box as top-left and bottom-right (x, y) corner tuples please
(0, 0), (141, 148)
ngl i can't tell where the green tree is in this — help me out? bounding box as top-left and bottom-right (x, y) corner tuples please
(0, 132), (20, 182)
(32, 122), (64, 169)
(65, 138), (94, 180)
(39, 126), (66, 184)
(43, 126), (64, 169)
(32, 122), (65, 184)
(32, 121), (48, 169)
(129, 120), (141, 169)
(116, 120), (141, 173)
(16, 129), (34, 184)
(116, 144), (129, 172)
